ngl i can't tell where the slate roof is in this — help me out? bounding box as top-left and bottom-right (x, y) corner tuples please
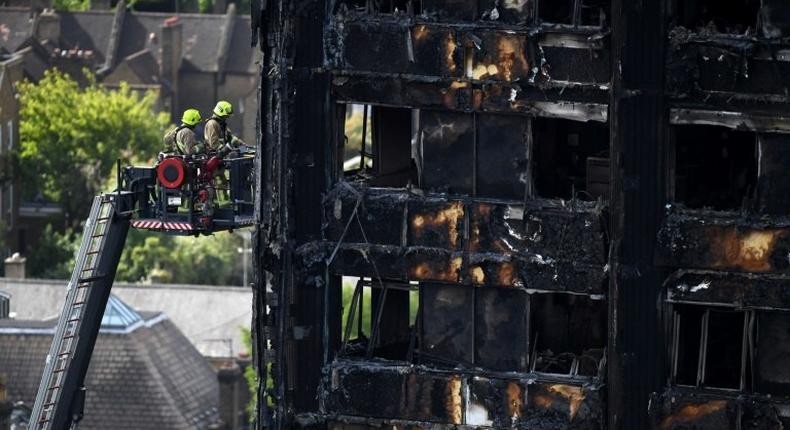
(0, 279), (252, 358)
(0, 297), (220, 429)
(58, 10), (114, 63)
(0, 7), (33, 53)
(0, 7), (258, 75)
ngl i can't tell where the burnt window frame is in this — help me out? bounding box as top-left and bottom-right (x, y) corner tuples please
(536, 0), (610, 27)
(529, 116), (611, 202)
(667, 0), (761, 34)
(336, 103), (417, 188)
(668, 124), (759, 212)
(670, 304), (755, 392)
(338, 280), (607, 379)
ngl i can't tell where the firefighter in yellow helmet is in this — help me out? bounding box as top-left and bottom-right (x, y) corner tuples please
(163, 108), (202, 155)
(204, 101), (246, 154)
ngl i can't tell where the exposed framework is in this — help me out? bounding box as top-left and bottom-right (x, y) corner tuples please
(251, 0), (790, 428)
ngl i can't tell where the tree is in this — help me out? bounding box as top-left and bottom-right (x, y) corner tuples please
(114, 230), (246, 285)
(17, 69), (170, 227)
(52, 0), (89, 11)
(26, 225), (79, 279)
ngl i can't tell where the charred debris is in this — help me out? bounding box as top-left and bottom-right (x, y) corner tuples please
(249, 0), (790, 428)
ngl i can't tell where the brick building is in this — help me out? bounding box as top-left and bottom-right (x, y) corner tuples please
(250, 0), (790, 429)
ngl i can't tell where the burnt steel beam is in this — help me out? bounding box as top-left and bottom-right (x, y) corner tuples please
(666, 30), (790, 108)
(332, 75), (609, 120)
(669, 108), (790, 134)
(319, 183), (608, 293)
(608, 0), (667, 427)
(665, 270), (790, 310)
(326, 18), (610, 90)
(321, 361), (604, 428)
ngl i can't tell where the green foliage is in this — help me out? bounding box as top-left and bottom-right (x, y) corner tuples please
(17, 69), (170, 227)
(52, 0), (89, 11)
(27, 225), (79, 279)
(115, 230), (246, 285)
(342, 106), (373, 170)
(198, 0), (213, 12)
(241, 327), (258, 421)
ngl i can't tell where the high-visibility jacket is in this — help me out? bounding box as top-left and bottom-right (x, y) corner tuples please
(163, 125), (198, 155)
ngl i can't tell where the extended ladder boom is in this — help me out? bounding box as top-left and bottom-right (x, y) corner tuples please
(29, 194), (131, 430)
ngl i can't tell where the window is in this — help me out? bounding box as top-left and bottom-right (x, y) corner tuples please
(339, 277), (418, 361)
(419, 111), (529, 200)
(339, 281), (606, 378)
(754, 312), (790, 396)
(673, 125), (757, 211)
(339, 104), (416, 187)
(671, 304), (763, 392)
(539, 0), (610, 26)
(539, 0), (574, 24)
(532, 117), (610, 201)
(530, 293), (607, 376)
(672, 0), (760, 33)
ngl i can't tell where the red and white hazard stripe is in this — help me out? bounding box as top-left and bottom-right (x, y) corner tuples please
(131, 220), (162, 229)
(131, 220), (194, 231)
(162, 222), (193, 230)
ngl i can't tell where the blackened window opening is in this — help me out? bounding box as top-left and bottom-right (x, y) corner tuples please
(670, 305), (754, 391)
(579, 0), (609, 26)
(532, 118), (610, 201)
(674, 125), (757, 211)
(704, 309), (745, 389)
(377, 0), (422, 14)
(755, 312), (790, 396)
(339, 278), (418, 361)
(672, 305), (704, 386)
(340, 104), (417, 187)
(539, 0), (574, 24)
(673, 0), (760, 33)
(530, 293), (607, 376)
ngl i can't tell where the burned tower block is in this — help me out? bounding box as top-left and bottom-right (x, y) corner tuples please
(251, 0), (790, 428)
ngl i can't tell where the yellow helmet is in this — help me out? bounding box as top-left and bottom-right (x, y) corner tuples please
(181, 108), (201, 126)
(213, 100), (233, 117)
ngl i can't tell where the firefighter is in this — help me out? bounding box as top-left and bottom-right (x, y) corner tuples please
(163, 108), (202, 156)
(204, 101), (247, 204)
(204, 100), (246, 154)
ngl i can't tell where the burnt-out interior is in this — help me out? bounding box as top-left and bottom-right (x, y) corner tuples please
(671, 305), (754, 391)
(669, 304), (790, 399)
(539, 0), (574, 24)
(339, 278), (417, 361)
(531, 293), (607, 376)
(377, 0), (421, 14)
(532, 117), (610, 201)
(419, 111), (529, 200)
(672, 304), (704, 386)
(755, 312), (790, 396)
(340, 104), (416, 187)
(671, 0), (761, 33)
(538, 0), (610, 26)
(579, 0), (609, 26)
(673, 125), (757, 211)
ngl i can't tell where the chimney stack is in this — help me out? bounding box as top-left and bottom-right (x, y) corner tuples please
(161, 17), (183, 119)
(34, 9), (61, 42)
(4, 253), (26, 280)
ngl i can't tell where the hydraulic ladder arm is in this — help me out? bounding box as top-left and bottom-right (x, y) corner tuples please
(29, 193), (132, 430)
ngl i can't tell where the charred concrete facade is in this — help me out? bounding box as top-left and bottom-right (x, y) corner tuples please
(250, 0), (790, 428)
